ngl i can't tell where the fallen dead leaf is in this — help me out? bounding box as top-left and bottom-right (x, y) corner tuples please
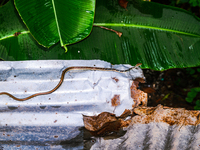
(132, 104), (200, 126)
(118, 0), (128, 9)
(134, 77), (146, 83)
(141, 87), (156, 93)
(83, 111), (132, 136)
(93, 25), (122, 37)
(14, 32), (21, 37)
(119, 109), (131, 119)
(83, 112), (117, 132)
(95, 120), (122, 136)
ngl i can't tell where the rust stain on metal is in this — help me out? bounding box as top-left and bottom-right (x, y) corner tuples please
(112, 77), (119, 82)
(130, 81), (147, 107)
(83, 80), (148, 135)
(111, 95), (120, 107)
(132, 104), (200, 126)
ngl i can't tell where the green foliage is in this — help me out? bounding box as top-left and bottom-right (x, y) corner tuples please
(1, 0), (200, 71)
(184, 65), (200, 110)
(14, 0), (95, 48)
(185, 67), (200, 85)
(192, 87), (200, 92)
(189, 0), (200, 7)
(0, 0), (9, 6)
(186, 87), (200, 109)
(194, 100), (200, 110)
(187, 91), (197, 98)
(186, 97), (193, 103)
(186, 68), (196, 75)
(174, 0), (200, 7)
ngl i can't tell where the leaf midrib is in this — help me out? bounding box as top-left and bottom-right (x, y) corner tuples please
(93, 23), (200, 38)
(51, 0), (63, 46)
(1, 22), (200, 41)
(0, 31), (30, 41)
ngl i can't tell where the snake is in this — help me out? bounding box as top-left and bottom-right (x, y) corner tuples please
(0, 63), (142, 101)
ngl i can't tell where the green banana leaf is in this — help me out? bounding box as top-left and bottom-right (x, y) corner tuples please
(14, 0), (95, 48)
(0, 0), (200, 71)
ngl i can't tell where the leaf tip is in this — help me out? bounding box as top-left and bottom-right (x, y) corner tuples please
(63, 45), (68, 53)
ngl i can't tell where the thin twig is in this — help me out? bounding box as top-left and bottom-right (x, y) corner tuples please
(93, 25), (122, 37)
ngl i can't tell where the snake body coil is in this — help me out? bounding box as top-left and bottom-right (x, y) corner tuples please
(0, 64), (142, 101)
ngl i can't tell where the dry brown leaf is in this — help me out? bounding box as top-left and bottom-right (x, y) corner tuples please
(118, 0), (128, 9)
(13, 32), (21, 37)
(141, 87), (156, 93)
(119, 109), (131, 119)
(96, 120), (122, 136)
(83, 110), (132, 136)
(83, 112), (117, 131)
(134, 77), (146, 83)
(132, 104), (200, 126)
(93, 25), (122, 37)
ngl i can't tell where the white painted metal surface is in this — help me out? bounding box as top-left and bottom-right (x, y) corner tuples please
(0, 60), (143, 149)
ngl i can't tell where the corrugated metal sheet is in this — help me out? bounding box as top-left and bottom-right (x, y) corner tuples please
(0, 60), (145, 149)
(0, 60), (199, 150)
(89, 105), (200, 150)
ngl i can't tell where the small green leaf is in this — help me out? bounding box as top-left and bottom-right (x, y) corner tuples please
(187, 91), (197, 98)
(186, 97), (194, 103)
(194, 105), (200, 110)
(183, 89), (187, 92)
(162, 93), (170, 101)
(192, 87), (200, 92)
(190, 69), (195, 75)
(192, 74), (198, 78)
(196, 100), (200, 106)
(186, 68), (195, 75)
(189, 0), (200, 7)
